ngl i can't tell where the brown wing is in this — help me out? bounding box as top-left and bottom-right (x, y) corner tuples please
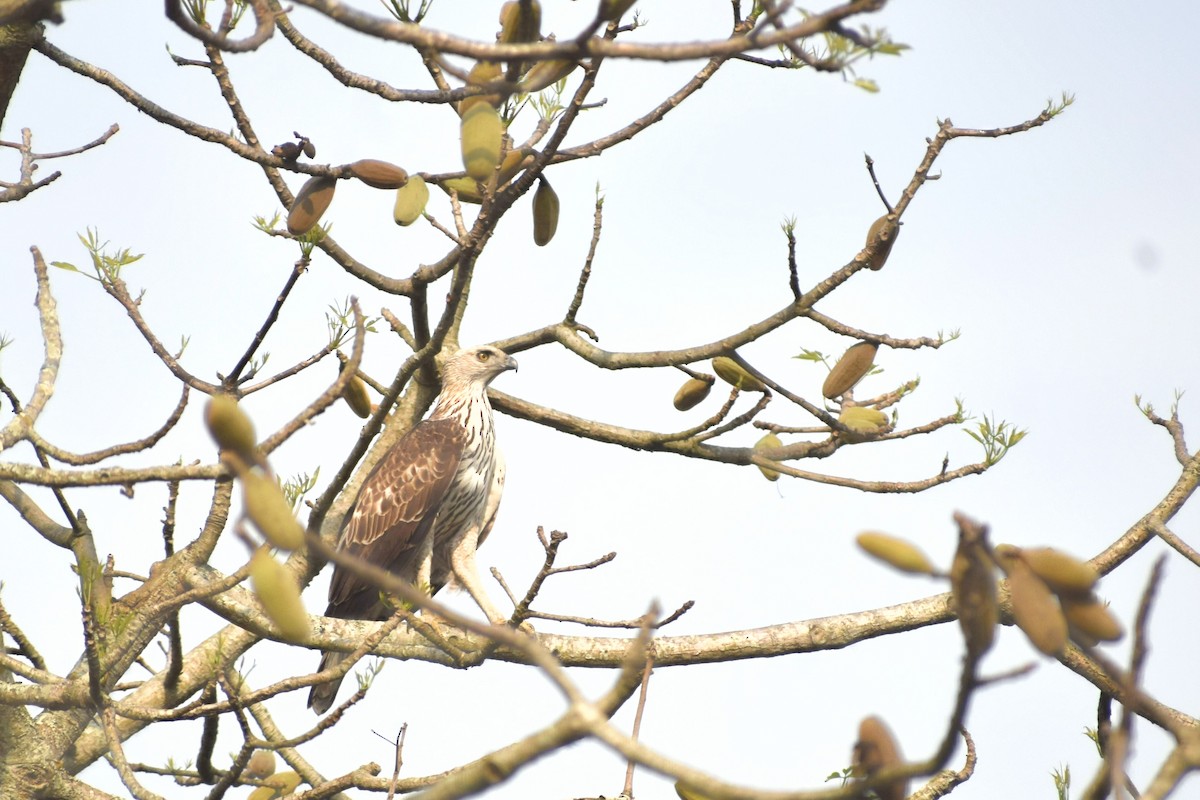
(326, 418), (466, 619)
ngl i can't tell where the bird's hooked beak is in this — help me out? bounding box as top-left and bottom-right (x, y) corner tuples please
(504, 354), (519, 373)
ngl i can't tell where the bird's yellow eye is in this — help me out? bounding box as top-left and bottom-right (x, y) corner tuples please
(477, 351), (491, 361)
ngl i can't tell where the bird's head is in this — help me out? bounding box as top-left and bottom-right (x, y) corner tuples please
(441, 345), (518, 389)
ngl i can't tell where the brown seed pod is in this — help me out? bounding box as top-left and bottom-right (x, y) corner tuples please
(440, 176), (485, 204)
(822, 341), (878, 399)
(712, 356), (767, 392)
(1000, 552), (1068, 656)
(753, 432), (783, 481)
(498, 0), (541, 43)
(286, 175), (337, 235)
(272, 141), (302, 161)
(532, 177), (559, 246)
(348, 159), (409, 190)
(864, 214), (899, 271)
(458, 61), (504, 114)
(244, 749), (277, 780)
(242, 470), (306, 551)
(856, 531), (936, 576)
(249, 549), (309, 642)
(950, 515), (999, 658)
(839, 406), (888, 433)
(1061, 593), (1124, 643)
(852, 716), (907, 800)
(673, 377), (712, 411)
(342, 373), (372, 419)
(521, 59), (577, 92)
(393, 175), (430, 226)
(1018, 547), (1099, 596)
(461, 102), (504, 180)
(301, 139), (317, 159)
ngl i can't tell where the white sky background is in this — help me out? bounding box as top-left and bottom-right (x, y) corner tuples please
(2, 1), (1199, 798)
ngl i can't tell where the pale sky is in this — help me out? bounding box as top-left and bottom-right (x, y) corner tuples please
(2, 1), (1198, 798)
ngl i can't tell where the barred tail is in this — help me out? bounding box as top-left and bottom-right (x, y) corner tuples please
(307, 650), (347, 715)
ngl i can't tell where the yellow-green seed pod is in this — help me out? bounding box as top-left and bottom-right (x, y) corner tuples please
(1002, 554), (1068, 656)
(242, 470), (306, 551)
(248, 770), (303, 800)
(461, 102), (504, 181)
(286, 175), (337, 235)
(675, 782), (713, 800)
(204, 394), (259, 465)
(440, 176), (485, 204)
(348, 159), (409, 190)
(856, 532), (936, 576)
(673, 377), (711, 411)
(712, 356), (767, 392)
(393, 175), (429, 226)
(499, 0), (541, 43)
(864, 214), (899, 271)
(950, 519), (998, 658)
(839, 406), (889, 433)
(521, 59), (577, 92)
(599, 0), (637, 21)
(459, 61), (504, 114)
(1017, 547), (1099, 595)
(852, 716), (907, 800)
(244, 749), (276, 780)
(342, 373), (372, 419)
(753, 432), (783, 481)
(1061, 594), (1124, 643)
(497, 147), (532, 184)
(249, 549), (309, 642)
(822, 341), (878, 399)
(532, 178), (559, 246)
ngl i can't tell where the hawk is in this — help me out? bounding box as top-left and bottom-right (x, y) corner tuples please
(308, 344), (518, 714)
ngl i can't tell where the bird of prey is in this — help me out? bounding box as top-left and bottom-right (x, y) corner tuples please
(308, 344), (518, 714)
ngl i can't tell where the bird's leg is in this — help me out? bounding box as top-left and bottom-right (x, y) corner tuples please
(448, 526), (510, 626)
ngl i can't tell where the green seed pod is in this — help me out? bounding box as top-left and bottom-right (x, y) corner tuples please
(864, 214), (899, 271)
(839, 406), (889, 433)
(1001, 553), (1068, 656)
(1061, 593), (1124, 643)
(532, 178), (560, 246)
(856, 531), (936, 576)
(461, 102), (504, 180)
(1018, 547), (1099, 596)
(852, 716), (907, 800)
(348, 159), (409, 190)
(498, 0), (541, 43)
(393, 175), (430, 226)
(753, 432), (783, 481)
(440, 176), (485, 204)
(205, 394), (259, 465)
(342, 374), (372, 419)
(249, 549), (309, 642)
(521, 59), (577, 92)
(242, 470), (306, 551)
(244, 749), (277, 780)
(950, 519), (998, 658)
(712, 356), (767, 392)
(287, 175), (337, 235)
(822, 341), (878, 399)
(673, 377), (711, 411)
